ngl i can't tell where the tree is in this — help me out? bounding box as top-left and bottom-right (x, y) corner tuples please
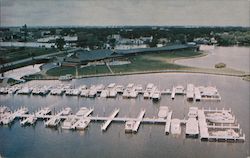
(55, 37), (66, 50)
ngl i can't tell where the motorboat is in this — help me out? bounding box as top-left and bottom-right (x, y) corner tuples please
(158, 106), (169, 118)
(125, 120), (135, 133)
(171, 119), (181, 135)
(188, 107), (198, 118)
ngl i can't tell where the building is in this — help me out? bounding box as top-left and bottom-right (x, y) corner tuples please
(62, 44), (198, 66)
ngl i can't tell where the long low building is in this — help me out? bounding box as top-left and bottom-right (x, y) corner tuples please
(63, 44), (198, 66)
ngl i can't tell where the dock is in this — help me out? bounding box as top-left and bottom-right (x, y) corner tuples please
(165, 111), (173, 134)
(101, 108), (119, 131)
(132, 109), (146, 133)
(171, 88), (175, 99)
(0, 106), (245, 143)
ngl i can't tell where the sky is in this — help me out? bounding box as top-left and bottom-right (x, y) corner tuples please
(0, 0), (250, 27)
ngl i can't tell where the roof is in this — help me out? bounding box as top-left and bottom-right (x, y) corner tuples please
(65, 44), (198, 63)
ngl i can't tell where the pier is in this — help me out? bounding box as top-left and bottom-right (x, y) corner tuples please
(165, 111), (173, 134)
(132, 109), (146, 133)
(101, 108), (119, 131)
(0, 106), (245, 143)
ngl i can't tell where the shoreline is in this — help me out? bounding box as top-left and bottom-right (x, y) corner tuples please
(23, 68), (249, 81)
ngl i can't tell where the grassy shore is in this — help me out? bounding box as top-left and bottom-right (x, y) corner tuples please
(32, 49), (248, 81)
(46, 50), (201, 76)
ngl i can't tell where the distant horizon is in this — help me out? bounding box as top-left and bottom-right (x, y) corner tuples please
(1, 0), (249, 27)
(1, 24), (250, 29)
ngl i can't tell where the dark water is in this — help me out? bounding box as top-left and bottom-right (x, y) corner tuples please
(0, 73), (249, 158)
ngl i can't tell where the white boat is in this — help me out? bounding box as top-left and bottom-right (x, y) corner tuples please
(185, 118), (199, 137)
(188, 107), (198, 118)
(96, 84), (105, 93)
(88, 89), (97, 98)
(175, 85), (185, 95)
(100, 90), (109, 98)
(73, 118), (91, 130)
(129, 90), (138, 98)
(125, 120), (136, 133)
(59, 74), (73, 81)
(115, 85), (124, 93)
(186, 84), (194, 101)
(107, 83), (116, 89)
(50, 88), (64, 95)
(61, 116), (77, 129)
(158, 106), (169, 118)
(20, 115), (37, 126)
(211, 129), (239, 138)
(152, 90), (161, 101)
(35, 107), (51, 116)
(122, 90), (130, 98)
(171, 119), (181, 135)
(0, 87), (8, 94)
(80, 89), (90, 97)
(109, 89), (117, 98)
(72, 89), (80, 96)
(45, 117), (60, 127)
(200, 86), (221, 101)
(61, 107), (72, 116)
(1, 115), (15, 125)
(17, 87), (32, 95)
(143, 91), (150, 99)
(0, 106), (10, 114)
(134, 84), (143, 93)
(206, 111), (235, 124)
(75, 107), (89, 117)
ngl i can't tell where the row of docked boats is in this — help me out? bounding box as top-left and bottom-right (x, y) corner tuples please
(0, 83), (221, 102)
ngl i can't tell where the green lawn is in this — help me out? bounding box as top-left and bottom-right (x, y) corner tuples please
(47, 65), (111, 76)
(46, 50), (202, 77)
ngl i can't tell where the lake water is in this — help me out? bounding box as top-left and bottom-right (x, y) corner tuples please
(0, 73), (249, 158)
(175, 46), (250, 73)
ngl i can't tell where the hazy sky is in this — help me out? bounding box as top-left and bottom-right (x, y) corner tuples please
(1, 0), (249, 27)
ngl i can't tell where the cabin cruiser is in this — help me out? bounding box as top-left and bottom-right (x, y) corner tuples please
(59, 74), (73, 81)
(175, 85), (185, 95)
(115, 85), (124, 93)
(211, 129), (239, 138)
(185, 118), (199, 138)
(129, 90), (138, 98)
(109, 89), (117, 98)
(186, 84), (194, 101)
(188, 107), (198, 118)
(80, 89), (90, 97)
(45, 117), (61, 127)
(61, 107), (72, 116)
(61, 116), (77, 129)
(95, 84), (105, 93)
(35, 107), (51, 116)
(152, 90), (161, 101)
(171, 119), (181, 135)
(100, 90), (109, 98)
(20, 115), (37, 126)
(0, 87), (8, 94)
(206, 111), (235, 124)
(73, 118), (91, 130)
(125, 120), (136, 133)
(75, 107), (90, 117)
(158, 106), (169, 118)
(17, 87), (32, 95)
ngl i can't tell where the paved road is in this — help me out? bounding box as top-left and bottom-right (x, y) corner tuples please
(0, 48), (81, 69)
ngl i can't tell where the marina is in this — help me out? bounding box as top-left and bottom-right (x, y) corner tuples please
(0, 72), (249, 158)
